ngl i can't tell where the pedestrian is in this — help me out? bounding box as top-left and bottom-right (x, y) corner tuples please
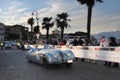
(0, 42), (4, 49)
(108, 37), (119, 68)
(87, 36), (97, 64)
(72, 37), (78, 46)
(99, 36), (109, 66)
(77, 37), (84, 46)
(59, 39), (66, 46)
(52, 38), (58, 45)
(16, 42), (21, 49)
(100, 36), (108, 47)
(21, 42), (25, 50)
(77, 37), (85, 62)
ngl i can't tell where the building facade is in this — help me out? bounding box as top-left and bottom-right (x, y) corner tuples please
(4, 25), (29, 41)
(0, 23), (5, 41)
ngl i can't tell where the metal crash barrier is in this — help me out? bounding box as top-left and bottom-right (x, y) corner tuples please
(56, 46), (120, 63)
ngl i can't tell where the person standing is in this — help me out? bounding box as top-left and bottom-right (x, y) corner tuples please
(108, 37), (119, 68)
(72, 37), (78, 46)
(0, 42), (4, 49)
(87, 36), (98, 64)
(99, 36), (109, 66)
(77, 37), (85, 62)
(100, 36), (108, 47)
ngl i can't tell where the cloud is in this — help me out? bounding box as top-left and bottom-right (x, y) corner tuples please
(90, 13), (120, 34)
(0, 8), (2, 12)
(1, 0), (29, 25)
(1, 0), (120, 35)
(17, 8), (28, 12)
(36, 0), (88, 34)
(8, 0), (23, 11)
(38, 7), (50, 13)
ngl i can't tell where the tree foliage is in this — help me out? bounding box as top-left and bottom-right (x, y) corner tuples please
(34, 25), (40, 34)
(56, 12), (71, 40)
(27, 17), (34, 40)
(27, 17), (34, 30)
(42, 17), (54, 40)
(77, 0), (103, 40)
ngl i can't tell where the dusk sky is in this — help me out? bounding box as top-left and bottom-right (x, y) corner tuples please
(0, 0), (120, 35)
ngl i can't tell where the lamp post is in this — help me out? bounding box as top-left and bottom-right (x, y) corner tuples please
(32, 9), (41, 48)
(32, 9), (40, 32)
(19, 25), (22, 42)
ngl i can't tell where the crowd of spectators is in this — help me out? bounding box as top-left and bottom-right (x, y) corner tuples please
(1, 35), (119, 68)
(40, 35), (119, 68)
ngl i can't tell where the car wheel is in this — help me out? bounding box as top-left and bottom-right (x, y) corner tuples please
(65, 63), (72, 67)
(42, 58), (48, 68)
(28, 60), (32, 63)
(26, 56), (32, 63)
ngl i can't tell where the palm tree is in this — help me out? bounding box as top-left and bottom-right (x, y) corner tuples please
(56, 12), (71, 40)
(27, 17), (34, 40)
(77, 0), (103, 40)
(42, 17), (54, 40)
(27, 17), (34, 33)
(34, 25), (40, 34)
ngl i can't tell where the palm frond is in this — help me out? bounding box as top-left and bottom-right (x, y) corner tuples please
(96, 0), (103, 3)
(77, 0), (87, 4)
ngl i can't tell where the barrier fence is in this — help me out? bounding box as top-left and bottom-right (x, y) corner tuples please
(57, 46), (120, 63)
(24, 44), (120, 63)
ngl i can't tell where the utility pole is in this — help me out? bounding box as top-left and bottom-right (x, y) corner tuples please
(32, 9), (41, 48)
(34, 10), (40, 33)
(31, 12), (34, 33)
(32, 9), (39, 26)
(20, 25), (22, 42)
(36, 11), (39, 26)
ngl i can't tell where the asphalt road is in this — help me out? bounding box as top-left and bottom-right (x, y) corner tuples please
(0, 48), (120, 80)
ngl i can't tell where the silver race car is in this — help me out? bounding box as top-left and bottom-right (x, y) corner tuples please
(26, 45), (75, 67)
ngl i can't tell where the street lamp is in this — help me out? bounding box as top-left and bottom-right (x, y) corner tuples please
(32, 9), (40, 31)
(32, 9), (41, 41)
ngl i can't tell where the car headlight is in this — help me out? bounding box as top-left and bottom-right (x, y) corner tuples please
(66, 53), (71, 57)
(53, 54), (58, 58)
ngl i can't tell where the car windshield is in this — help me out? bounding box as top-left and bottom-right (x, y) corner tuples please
(5, 42), (11, 45)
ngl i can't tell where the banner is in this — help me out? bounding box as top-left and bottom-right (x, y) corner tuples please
(58, 46), (120, 63)
(24, 44), (120, 63)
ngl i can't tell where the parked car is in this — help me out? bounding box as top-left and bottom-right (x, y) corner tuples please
(26, 45), (75, 67)
(10, 41), (17, 46)
(4, 42), (12, 49)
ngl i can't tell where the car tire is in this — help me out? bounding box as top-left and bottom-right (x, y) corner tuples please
(42, 58), (48, 68)
(28, 60), (32, 63)
(65, 63), (72, 67)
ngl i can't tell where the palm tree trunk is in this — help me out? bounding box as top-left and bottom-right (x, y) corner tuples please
(46, 28), (49, 40)
(31, 25), (33, 41)
(61, 28), (64, 40)
(87, 6), (93, 40)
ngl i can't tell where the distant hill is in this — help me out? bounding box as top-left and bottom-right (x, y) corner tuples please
(93, 31), (120, 40)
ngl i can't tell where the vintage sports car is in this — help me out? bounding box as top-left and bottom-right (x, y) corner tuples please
(26, 45), (75, 67)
